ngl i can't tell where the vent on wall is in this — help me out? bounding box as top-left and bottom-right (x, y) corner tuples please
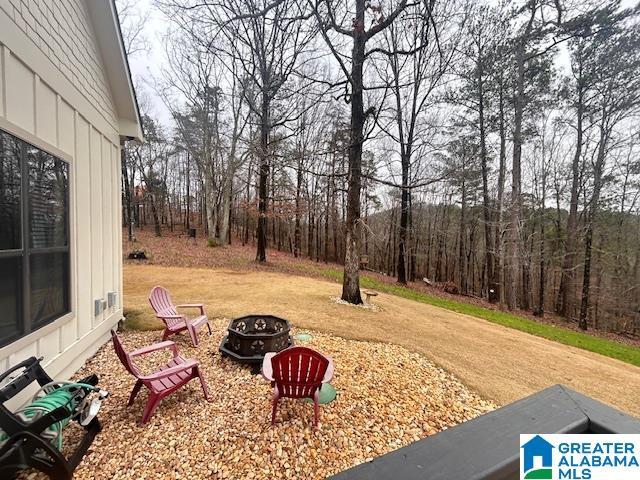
(107, 292), (118, 308)
(94, 299), (104, 317)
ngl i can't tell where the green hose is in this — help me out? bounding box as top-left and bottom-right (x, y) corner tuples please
(0, 382), (98, 451)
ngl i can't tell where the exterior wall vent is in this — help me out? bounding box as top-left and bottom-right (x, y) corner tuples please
(107, 292), (118, 308)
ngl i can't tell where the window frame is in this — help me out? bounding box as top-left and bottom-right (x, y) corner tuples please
(0, 129), (71, 348)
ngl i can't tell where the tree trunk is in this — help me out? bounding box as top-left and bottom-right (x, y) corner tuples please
(536, 175), (546, 316)
(121, 142), (134, 241)
(256, 97), (269, 262)
(579, 221), (594, 330)
(459, 178), (467, 294)
(557, 79), (584, 319)
(203, 172), (216, 241)
(341, 12), (366, 304)
(243, 156), (252, 245)
(494, 77), (507, 304)
(186, 152), (191, 231)
(218, 177), (232, 245)
(294, 161), (303, 257)
(478, 65), (495, 302)
(324, 165), (331, 263)
(408, 193), (416, 282)
(149, 193), (162, 237)
(579, 121), (609, 330)
(506, 15), (531, 310)
(397, 154), (410, 284)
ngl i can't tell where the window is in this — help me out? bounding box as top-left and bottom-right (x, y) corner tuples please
(0, 129), (70, 347)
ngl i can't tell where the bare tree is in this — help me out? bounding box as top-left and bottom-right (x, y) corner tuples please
(173, 0), (318, 261)
(116, 0), (151, 56)
(131, 115), (170, 237)
(310, 0), (415, 303)
(376, 0), (462, 285)
(452, 3), (508, 300)
(557, 1), (637, 319)
(578, 20), (640, 329)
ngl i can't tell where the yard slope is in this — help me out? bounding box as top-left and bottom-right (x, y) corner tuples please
(124, 264), (640, 416)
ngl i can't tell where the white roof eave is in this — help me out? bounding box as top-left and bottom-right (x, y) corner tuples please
(86, 0), (144, 142)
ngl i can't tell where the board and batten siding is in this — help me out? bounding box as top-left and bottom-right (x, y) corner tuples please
(0, 0), (124, 389)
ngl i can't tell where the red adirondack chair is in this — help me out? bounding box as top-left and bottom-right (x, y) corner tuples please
(148, 286), (212, 347)
(110, 330), (211, 424)
(261, 346), (334, 427)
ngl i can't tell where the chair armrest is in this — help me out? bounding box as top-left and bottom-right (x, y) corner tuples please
(261, 352), (277, 381)
(156, 312), (185, 320)
(130, 341), (178, 358)
(139, 359), (198, 381)
(177, 304), (205, 315)
(322, 356), (334, 383)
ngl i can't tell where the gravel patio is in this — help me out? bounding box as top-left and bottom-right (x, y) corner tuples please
(52, 318), (494, 479)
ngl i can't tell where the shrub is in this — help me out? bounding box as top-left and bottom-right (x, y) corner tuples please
(207, 237), (222, 248)
(443, 281), (459, 295)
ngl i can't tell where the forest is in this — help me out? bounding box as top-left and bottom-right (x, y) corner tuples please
(117, 0), (640, 335)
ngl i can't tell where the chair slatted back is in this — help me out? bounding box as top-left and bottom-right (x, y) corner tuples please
(149, 286), (181, 327)
(271, 347), (329, 399)
(110, 330), (141, 378)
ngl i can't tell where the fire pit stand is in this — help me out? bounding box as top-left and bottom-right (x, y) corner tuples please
(219, 315), (293, 373)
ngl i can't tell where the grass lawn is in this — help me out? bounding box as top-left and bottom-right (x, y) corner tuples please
(124, 230), (639, 368)
(123, 264), (640, 416)
(319, 267), (640, 368)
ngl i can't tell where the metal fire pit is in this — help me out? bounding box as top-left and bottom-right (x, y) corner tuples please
(219, 315), (293, 369)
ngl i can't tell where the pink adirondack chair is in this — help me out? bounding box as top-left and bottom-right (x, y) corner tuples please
(261, 346), (334, 427)
(148, 286), (212, 347)
(110, 330), (211, 424)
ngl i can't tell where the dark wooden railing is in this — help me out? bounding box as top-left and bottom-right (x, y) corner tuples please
(330, 385), (640, 480)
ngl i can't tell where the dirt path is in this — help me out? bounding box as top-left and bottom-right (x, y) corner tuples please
(124, 264), (640, 416)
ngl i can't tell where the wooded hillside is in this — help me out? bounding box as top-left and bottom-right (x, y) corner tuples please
(118, 0), (640, 335)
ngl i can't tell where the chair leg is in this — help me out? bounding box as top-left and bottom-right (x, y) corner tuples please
(196, 368), (211, 401)
(162, 329), (170, 341)
(141, 393), (163, 425)
(187, 323), (199, 347)
(271, 396), (279, 425)
(128, 380), (143, 406)
(313, 392), (320, 428)
(206, 321), (212, 335)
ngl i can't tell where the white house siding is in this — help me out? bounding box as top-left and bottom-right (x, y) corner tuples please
(0, 0), (124, 393)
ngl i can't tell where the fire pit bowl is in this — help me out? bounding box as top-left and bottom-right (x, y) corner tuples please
(219, 315), (293, 366)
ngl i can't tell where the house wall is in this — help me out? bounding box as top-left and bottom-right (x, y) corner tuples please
(0, 0), (123, 395)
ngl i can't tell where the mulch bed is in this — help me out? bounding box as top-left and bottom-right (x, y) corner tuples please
(33, 319), (495, 479)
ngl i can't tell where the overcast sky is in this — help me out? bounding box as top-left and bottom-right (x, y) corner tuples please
(122, 0), (639, 131)
(123, 0), (173, 124)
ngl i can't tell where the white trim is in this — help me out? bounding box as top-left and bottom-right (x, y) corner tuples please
(4, 310), (122, 410)
(55, 94), (61, 148)
(0, 119), (75, 359)
(73, 109), (81, 341)
(68, 112), (78, 343)
(0, 44), (6, 117)
(0, 116), (73, 163)
(33, 74), (39, 137)
(85, 1), (143, 141)
(0, 312), (74, 358)
(50, 309), (122, 383)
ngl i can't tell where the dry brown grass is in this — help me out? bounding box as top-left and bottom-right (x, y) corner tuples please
(124, 264), (640, 416)
(126, 228), (640, 350)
